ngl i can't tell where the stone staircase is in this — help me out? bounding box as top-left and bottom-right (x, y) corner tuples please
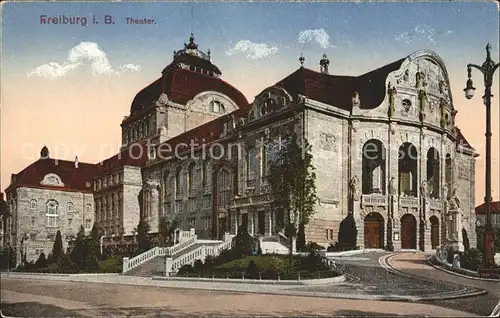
(124, 256), (166, 277)
(122, 229), (235, 277)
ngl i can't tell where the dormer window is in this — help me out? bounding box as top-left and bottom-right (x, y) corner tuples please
(210, 100), (225, 113)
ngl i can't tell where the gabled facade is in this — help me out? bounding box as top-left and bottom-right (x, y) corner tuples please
(4, 147), (96, 264)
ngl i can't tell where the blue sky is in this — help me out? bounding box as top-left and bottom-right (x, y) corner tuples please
(1, 1), (500, 201)
(2, 1), (499, 79)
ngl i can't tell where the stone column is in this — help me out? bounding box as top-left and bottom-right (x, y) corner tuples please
(165, 257), (173, 276)
(122, 257), (129, 274)
(267, 210), (272, 237)
(249, 211), (254, 235)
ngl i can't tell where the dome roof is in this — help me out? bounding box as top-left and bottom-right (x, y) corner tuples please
(129, 34), (246, 116)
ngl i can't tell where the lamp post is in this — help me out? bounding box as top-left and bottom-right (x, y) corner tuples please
(464, 43), (499, 276)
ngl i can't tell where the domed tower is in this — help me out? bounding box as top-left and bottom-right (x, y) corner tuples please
(121, 33), (248, 147)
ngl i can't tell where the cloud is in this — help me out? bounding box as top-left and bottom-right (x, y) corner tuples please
(395, 25), (453, 44)
(27, 42), (141, 79)
(298, 28), (337, 49)
(225, 40), (279, 60)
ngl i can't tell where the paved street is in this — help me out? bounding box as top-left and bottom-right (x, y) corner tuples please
(1, 278), (475, 317)
(1, 251), (497, 316)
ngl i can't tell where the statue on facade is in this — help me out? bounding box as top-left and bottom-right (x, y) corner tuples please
(352, 91), (360, 108)
(350, 175), (360, 201)
(159, 125), (167, 137)
(442, 183), (449, 200)
(415, 71), (426, 88)
(403, 69), (410, 83)
(449, 188), (460, 210)
(420, 180), (429, 198)
(389, 177), (396, 195)
(387, 83), (397, 118)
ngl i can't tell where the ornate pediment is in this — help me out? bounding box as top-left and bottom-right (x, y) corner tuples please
(40, 173), (64, 187)
(249, 86), (293, 122)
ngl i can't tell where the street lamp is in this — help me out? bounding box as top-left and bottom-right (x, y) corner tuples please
(464, 43), (499, 277)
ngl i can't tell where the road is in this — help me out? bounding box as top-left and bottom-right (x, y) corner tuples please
(1, 277), (476, 317)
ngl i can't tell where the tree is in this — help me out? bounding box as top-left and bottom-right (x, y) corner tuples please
(232, 225), (256, 258)
(159, 216), (178, 247)
(337, 213), (358, 249)
(51, 231), (64, 264)
(462, 228), (470, 251)
(35, 252), (47, 268)
(89, 224), (101, 260)
(71, 225), (87, 266)
(136, 218), (151, 253)
(268, 132), (317, 267)
(296, 222), (306, 252)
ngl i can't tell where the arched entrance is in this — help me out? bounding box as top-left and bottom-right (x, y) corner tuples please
(364, 212), (384, 248)
(401, 214), (417, 249)
(430, 216), (440, 249)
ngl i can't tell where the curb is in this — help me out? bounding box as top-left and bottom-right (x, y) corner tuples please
(152, 274), (346, 286)
(426, 256), (500, 282)
(379, 253), (488, 301)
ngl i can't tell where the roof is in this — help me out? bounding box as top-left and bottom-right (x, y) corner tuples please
(6, 158), (96, 194)
(156, 112), (227, 160)
(456, 127), (474, 150)
(95, 141), (149, 175)
(475, 201), (500, 215)
(275, 58), (406, 111)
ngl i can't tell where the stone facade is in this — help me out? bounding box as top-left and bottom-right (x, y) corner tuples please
(5, 186), (94, 264)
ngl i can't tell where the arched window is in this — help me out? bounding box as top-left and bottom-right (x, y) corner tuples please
(398, 143), (418, 197)
(426, 148), (440, 198)
(46, 200), (59, 227)
(30, 199), (37, 210)
(67, 202), (74, 212)
(188, 162), (196, 191)
(362, 139), (386, 194)
(175, 166), (182, 196)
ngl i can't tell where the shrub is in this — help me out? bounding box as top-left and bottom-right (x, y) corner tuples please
(232, 225), (256, 258)
(447, 246), (458, 264)
(338, 213), (357, 249)
(245, 260), (260, 279)
(204, 255), (215, 272)
(304, 242), (325, 252)
(193, 259), (204, 273)
(35, 252), (47, 269)
(51, 231), (64, 264)
(462, 228), (470, 251)
(177, 264), (194, 275)
(300, 251), (328, 271)
(99, 255), (123, 273)
(461, 248), (482, 271)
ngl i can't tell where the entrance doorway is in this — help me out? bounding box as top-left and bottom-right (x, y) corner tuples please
(401, 214), (417, 249)
(430, 216), (440, 249)
(364, 212), (384, 248)
(258, 210), (265, 235)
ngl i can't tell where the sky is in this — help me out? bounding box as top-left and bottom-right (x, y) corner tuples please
(1, 1), (499, 206)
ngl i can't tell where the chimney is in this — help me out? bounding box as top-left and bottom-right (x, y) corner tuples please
(74, 156), (79, 168)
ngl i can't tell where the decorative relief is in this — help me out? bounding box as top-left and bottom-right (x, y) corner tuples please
(40, 173), (64, 187)
(319, 132), (336, 151)
(458, 166), (469, 180)
(387, 83), (397, 117)
(155, 93), (169, 106)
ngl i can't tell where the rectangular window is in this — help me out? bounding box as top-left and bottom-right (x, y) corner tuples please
(47, 216), (58, 228)
(329, 229), (334, 240)
(326, 229), (329, 240)
(85, 219), (91, 229)
(68, 218), (73, 228)
(246, 148), (256, 181)
(30, 233), (36, 241)
(31, 217), (36, 227)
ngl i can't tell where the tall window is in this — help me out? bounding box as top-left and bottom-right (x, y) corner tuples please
(31, 217), (36, 227)
(262, 139), (278, 176)
(85, 219), (91, 229)
(162, 170), (169, 200)
(175, 166), (182, 195)
(362, 139), (386, 194)
(202, 160), (211, 188)
(246, 147), (256, 181)
(46, 200), (59, 227)
(67, 202), (74, 212)
(30, 200), (37, 210)
(426, 148), (440, 198)
(85, 204), (91, 214)
(188, 162), (196, 191)
(398, 143), (418, 196)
